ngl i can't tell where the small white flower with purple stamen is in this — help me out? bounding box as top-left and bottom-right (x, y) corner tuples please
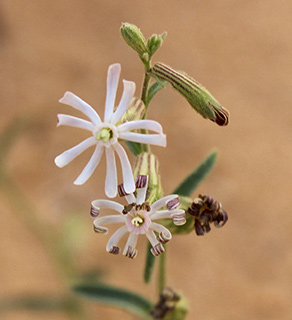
(55, 64), (166, 198)
(90, 175), (186, 259)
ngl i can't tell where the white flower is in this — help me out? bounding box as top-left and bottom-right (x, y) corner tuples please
(90, 175), (186, 259)
(55, 64), (166, 198)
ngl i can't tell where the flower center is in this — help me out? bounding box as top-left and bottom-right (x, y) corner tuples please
(96, 127), (113, 142)
(131, 215), (144, 227)
(125, 203), (151, 235)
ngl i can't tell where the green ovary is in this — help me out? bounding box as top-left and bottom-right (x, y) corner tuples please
(96, 128), (113, 142)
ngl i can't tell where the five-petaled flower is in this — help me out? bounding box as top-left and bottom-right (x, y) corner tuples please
(90, 175), (186, 259)
(55, 64), (166, 198)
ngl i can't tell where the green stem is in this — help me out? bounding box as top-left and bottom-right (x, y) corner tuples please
(158, 249), (166, 293)
(140, 70), (152, 153)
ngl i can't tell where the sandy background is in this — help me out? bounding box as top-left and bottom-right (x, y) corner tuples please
(1, 1), (292, 319)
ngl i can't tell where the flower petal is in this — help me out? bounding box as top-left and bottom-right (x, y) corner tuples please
(57, 114), (95, 131)
(104, 63), (121, 122)
(119, 131), (166, 147)
(136, 176), (148, 205)
(106, 225), (128, 253)
(150, 222), (172, 243)
(110, 80), (136, 125)
(93, 215), (126, 233)
(105, 147), (118, 198)
(91, 199), (124, 216)
(149, 195), (179, 215)
(54, 137), (96, 168)
(113, 143), (135, 194)
(59, 92), (101, 125)
(74, 145), (104, 185)
(118, 120), (163, 134)
(123, 232), (138, 256)
(145, 230), (159, 248)
(150, 209), (185, 221)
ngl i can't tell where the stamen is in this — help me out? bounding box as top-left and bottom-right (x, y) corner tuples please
(135, 175), (148, 188)
(151, 243), (165, 256)
(90, 205), (99, 217)
(108, 246), (120, 255)
(124, 246), (138, 259)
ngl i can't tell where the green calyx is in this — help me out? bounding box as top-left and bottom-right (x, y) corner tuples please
(133, 152), (163, 205)
(151, 62), (230, 126)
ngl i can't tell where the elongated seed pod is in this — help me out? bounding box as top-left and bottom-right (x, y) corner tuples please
(151, 63), (229, 126)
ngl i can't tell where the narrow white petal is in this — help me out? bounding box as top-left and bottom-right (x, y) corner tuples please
(149, 222), (172, 241)
(54, 137), (96, 168)
(113, 143), (135, 194)
(110, 80), (136, 125)
(105, 147), (117, 198)
(145, 230), (159, 247)
(57, 114), (95, 131)
(150, 195), (179, 215)
(104, 64), (121, 122)
(74, 145), (104, 185)
(125, 193), (136, 204)
(91, 199), (124, 214)
(119, 131), (166, 147)
(59, 91), (101, 125)
(93, 215), (125, 230)
(136, 176), (149, 205)
(123, 233), (138, 255)
(106, 225), (128, 252)
(150, 209), (185, 220)
(118, 120), (163, 134)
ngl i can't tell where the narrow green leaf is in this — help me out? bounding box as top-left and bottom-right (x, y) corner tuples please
(173, 150), (218, 197)
(125, 140), (143, 156)
(144, 242), (156, 283)
(73, 283), (153, 320)
(146, 80), (167, 106)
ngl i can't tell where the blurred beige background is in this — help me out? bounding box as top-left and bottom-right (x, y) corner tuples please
(1, 1), (292, 319)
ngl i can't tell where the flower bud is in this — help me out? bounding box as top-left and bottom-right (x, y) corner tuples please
(120, 23), (149, 62)
(147, 32), (167, 58)
(151, 63), (230, 126)
(133, 152), (163, 204)
(120, 97), (145, 123)
(188, 194), (228, 235)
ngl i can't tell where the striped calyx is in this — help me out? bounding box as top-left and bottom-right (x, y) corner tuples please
(151, 63), (230, 126)
(133, 152), (163, 205)
(120, 97), (145, 123)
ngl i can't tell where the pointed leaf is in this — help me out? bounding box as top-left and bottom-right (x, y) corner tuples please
(146, 80), (168, 106)
(73, 283), (153, 320)
(173, 150), (218, 197)
(125, 140), (143, 156)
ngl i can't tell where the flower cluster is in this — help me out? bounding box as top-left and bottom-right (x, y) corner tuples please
(55, 64), (186, 257)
